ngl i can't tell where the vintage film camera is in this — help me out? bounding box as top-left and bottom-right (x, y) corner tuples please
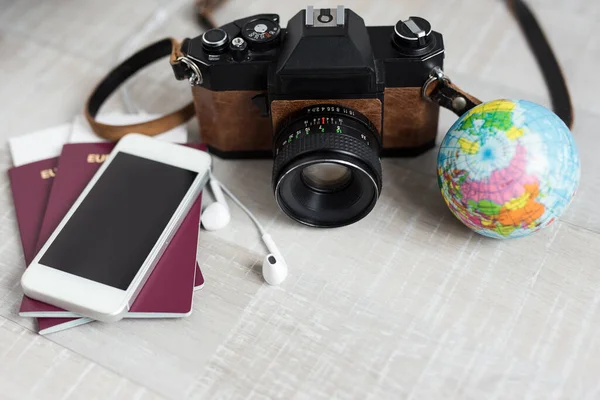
(172, 6), (445, 227)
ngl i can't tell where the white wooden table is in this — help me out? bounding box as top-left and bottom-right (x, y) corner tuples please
(1, 0), (599, 398)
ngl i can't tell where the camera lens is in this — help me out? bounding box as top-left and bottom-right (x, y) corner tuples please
(301, 163), (352, 192)
(272, 105), (382, 228)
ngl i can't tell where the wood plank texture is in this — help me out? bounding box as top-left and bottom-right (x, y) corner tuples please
(0, 316), (163, 399)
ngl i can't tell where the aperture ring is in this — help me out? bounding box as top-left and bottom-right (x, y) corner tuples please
(274, 104), (380, 147)
(274, 116), (381, 155)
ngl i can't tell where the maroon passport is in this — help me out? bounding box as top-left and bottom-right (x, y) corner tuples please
(8, 158), (58, 266)
(8, 159), (85, 334)
(17, 143), (206, 333)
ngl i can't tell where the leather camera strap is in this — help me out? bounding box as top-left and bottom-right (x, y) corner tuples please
(85, 0), (573, 141)
(509, 0), (573, 128)
(85, 38), (195, 140)
(84, 1), (220, 140)
(426, 0), (573, 129)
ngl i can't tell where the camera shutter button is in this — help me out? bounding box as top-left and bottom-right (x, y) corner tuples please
(202, 28), (229, 52)
(394, 17), (432, 48)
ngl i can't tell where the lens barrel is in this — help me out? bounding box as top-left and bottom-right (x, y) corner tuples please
(272, 105), (382, 227)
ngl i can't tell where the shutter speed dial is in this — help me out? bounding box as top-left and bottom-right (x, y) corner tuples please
(241, 18), (281, 50)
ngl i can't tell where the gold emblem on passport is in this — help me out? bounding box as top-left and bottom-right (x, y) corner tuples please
(87, 154), (108, 163)
(40, 168), (57, 180)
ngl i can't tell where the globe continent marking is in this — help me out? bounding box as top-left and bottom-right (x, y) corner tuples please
(437, 99), (580, 239)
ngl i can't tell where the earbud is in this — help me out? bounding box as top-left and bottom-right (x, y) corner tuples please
(261, 234), (288, 286)
(202, 174), (289, 285)
(201, 176), (231, 231)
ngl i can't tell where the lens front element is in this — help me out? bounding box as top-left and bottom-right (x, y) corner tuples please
(272, 105), (382, 227)
(301, 162), (353, 193)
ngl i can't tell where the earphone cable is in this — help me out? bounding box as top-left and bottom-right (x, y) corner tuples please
(216, 179), (268, 237)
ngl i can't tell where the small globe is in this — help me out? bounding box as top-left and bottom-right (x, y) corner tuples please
(437, 99), (580, 239)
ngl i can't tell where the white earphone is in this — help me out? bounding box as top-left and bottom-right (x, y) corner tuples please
(201, 178), (231, 231)
(201, 173), (288, 285)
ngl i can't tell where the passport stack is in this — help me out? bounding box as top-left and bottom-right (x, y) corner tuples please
(8, 120), (206, 334)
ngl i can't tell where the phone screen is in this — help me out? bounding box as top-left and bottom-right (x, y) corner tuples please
(39, 151), (198, 290)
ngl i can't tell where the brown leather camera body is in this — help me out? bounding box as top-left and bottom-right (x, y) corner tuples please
(184, 7), (446, 159)
(192, 86), (439, 158)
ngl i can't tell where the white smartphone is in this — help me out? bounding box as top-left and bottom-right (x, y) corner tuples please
(21, 134), (211, 322)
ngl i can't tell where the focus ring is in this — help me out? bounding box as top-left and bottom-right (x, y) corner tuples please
(272, 131), (382, 192)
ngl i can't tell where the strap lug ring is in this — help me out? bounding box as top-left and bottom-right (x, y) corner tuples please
(177, 56), (203, 86)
